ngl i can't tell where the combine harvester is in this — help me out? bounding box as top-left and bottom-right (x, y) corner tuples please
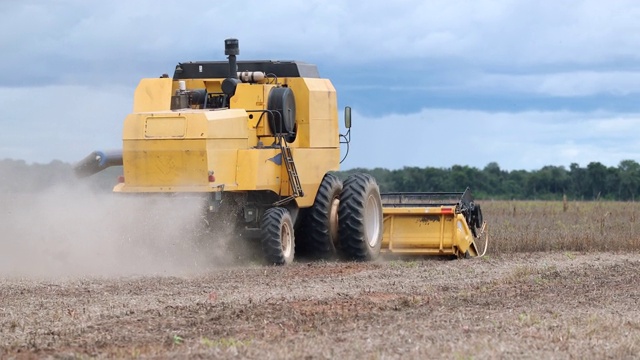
(75, 39), (487, 265)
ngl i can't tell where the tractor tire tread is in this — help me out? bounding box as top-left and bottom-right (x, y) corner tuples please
(338, 173), (382, 261)
(303, 173), (342, 259)
(260, 207), (293, 265)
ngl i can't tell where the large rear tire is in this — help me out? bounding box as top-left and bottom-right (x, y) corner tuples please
(299, 173), (342, 259)
(338, 174), (383, 261)
(260, 207), (295, 265)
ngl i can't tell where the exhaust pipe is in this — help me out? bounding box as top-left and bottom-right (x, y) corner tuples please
(225, 38), (239, 79)
(221, 38), (241, 97)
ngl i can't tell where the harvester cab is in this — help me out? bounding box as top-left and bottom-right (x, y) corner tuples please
(74, 38), (486, 265)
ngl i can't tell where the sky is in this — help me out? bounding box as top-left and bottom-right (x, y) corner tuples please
(1, 0), (640, 171)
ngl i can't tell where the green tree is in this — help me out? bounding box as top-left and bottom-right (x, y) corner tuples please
(586, 162), (608, 199)
(618, 160), (640, 201)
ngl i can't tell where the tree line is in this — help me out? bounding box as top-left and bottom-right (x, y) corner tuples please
(338, 160), (640, 201)
(1, 158), (639, 201)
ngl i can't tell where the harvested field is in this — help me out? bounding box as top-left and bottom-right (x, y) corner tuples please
(1, 190), (640, 359)
(2, 253), (639, 359)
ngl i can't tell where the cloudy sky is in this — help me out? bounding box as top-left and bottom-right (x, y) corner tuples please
(1, 0), (639, 171)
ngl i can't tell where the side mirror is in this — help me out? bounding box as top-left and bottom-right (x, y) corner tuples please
(344, 106), (352, 129)
(339, 106), (352, 163)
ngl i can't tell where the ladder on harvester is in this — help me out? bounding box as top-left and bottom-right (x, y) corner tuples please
(274, 136), (304, 206)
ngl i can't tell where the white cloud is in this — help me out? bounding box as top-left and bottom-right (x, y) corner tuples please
(592, 117), (640, 134)
(3, 0), (640, 84)
(342, 109), (640, 171)
(468, 71), (640, 97)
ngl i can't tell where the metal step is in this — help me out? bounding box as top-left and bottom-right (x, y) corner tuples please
(274, 136), (304, 205)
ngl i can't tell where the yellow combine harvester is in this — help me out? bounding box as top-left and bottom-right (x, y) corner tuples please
(75, 39), (486, 264)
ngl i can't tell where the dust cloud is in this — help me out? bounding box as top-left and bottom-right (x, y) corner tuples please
(0, 182), (246, 279)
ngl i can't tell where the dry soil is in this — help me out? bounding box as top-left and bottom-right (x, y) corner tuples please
(1, 252), (639, 359)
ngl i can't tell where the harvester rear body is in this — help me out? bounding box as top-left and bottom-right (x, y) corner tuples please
(117, 67), (339, 203)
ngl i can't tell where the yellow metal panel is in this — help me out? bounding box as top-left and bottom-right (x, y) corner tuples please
(282, 78), (309, 147)
(381, 210), (475, 257)
(202, 110), (248, 191)
(233, 147), (338, 204)
(204, 80), (222, 94)
(236, 150), (258, 190)
(454, 216), (473, 254)
(114, 184), (218, 193)
(209, 146), (339, 206)
(168, 79), (223, 95)
(124, 112), (206, 140)
(230, 83), (275, 146)
(296, 122), (310, 148)
(205, 109), (249, 139)
(182, 79), (206, 89)
(230, 83), (267, 110)
(383, 206), (456, 215)
(306, 79), (338, 148)
(207, 139), (247, 148)
(122, 139), (208, 188)
(281, 78), (338, 150)
(132, 78), (173, 112)
(307, 79), (338, 148)
(384, 208), (431, 214)
(122, 114), (145, 140)
(206, 148), (239, 189)
(144, 117), (186, 138)
(289, 148), (340, 208)
(382, 214), (456, 250)
(381, 248), (456, 255)
(308, 117), (337, 147)
(124, 111), (247, 140)
(236, 149), (281, 192)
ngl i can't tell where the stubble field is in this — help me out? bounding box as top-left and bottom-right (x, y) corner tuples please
(1, 188), (639, 359)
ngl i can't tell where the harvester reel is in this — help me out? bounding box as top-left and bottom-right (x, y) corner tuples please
(338, 173), (383, 261)
(260, 207), (295, 265)
(299, 173), (343, 259)
(267, 87), (297, 142)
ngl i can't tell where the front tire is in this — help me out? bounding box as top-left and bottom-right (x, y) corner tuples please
(260, 207), (295, 265)
(338, 174), (383, 261)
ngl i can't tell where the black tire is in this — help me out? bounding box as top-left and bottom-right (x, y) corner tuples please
(260, 207), (295, 265)
(300, 173), (342, 259)
(338, 174), (383, 261)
